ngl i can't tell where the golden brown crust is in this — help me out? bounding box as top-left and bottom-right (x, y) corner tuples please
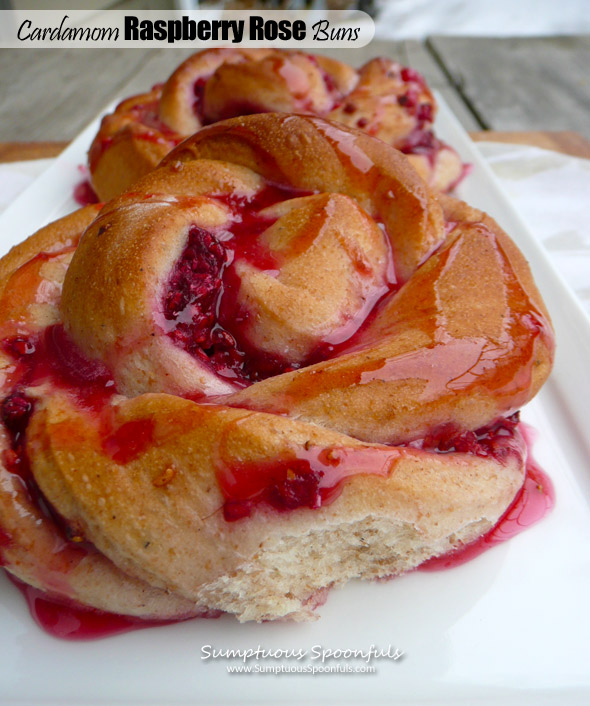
(89, 49), (464, 201)
(0, 205), (100, 291)
(0, 115), (554, 623)
(27, 391), (524, 619)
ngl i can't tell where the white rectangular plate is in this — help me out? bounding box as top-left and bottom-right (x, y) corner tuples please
(0, 96), (589, 706)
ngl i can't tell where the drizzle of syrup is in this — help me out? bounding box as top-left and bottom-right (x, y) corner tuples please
(162, 182), (395, 385)
(218, 444), (400, 522)
(420, 440), (554, 571)
(3, 324), (116, 413)
(7, 575), (199, 641)
(246, 223), (554, 424)
(73, 180), (99, 207)
(102, 419), (155, 465)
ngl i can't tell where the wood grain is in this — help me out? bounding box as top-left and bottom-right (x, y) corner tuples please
(0, 42), (456, 141)
(2, 131), (588, 164)
(0, 141), (69, 162)
(428, 36), (590, 140)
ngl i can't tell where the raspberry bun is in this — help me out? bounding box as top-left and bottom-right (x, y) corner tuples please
(1, 115), (553, 626)
(89, 48), (466, 202)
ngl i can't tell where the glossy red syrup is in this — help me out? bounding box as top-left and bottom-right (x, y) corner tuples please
(162, 184), (324, 384)
(102, 419), (155, 464)
(420, 430), (554, 571)
(0, 323), (117, 569)
(2, 324), (115, 413)
(8, 575), (196, 641)
(219, 444), (398, 522)
(263, 225), (554, 417)
(73, 179), (99, 207)
(216, 415), (535, 524)
(163, 182), (398, 384)
(0, 330), (216, 641)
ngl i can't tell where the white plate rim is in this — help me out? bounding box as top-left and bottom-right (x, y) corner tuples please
(0, 94), (589, 705)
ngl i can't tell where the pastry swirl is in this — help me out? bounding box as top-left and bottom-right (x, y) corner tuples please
(89, 48), (466, 201)
(0, 115), (553, 623)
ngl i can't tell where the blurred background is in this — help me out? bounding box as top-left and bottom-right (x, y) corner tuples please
(1, 0), (589, 38)
(0, 4), (589, 327)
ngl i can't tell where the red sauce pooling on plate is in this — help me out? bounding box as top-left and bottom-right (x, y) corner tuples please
(10, 577), (168, 640)
(420, 426), (554, 571)
(7, 575), (211, 641)
(73, 180), (99, 207)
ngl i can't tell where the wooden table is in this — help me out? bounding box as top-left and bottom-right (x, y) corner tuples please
(0, 37), (589, 145)
(1, 130), (589, 166)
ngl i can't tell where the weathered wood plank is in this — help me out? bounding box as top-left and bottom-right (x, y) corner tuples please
(0, 48), (155, 140)
(0, 141), (68, 162)
(0, 41), (473, 142)
(428, 36), (590, 139)
(4, 131), (588, 164)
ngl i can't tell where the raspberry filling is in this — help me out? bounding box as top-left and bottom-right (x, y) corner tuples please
(0, 325), (117, 551)
(0, 333), (218, 641)
(405, 412), (523, 463)
(419, 423), (554, 571)
(162, 184), (331, 384)
(217, 414), (537, 523)
(163, 226), (232, 368)
(1, 325), (116, 414)
(0, 385), (96, 571)
(219, 445), (398, 523)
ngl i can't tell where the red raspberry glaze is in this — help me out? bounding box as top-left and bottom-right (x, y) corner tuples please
(420, 427), (554, 571)
(7, 575), (217, 641)
(219, 445), (397, 522)
(162, 184), (318, 384)
(73, 180), (99, 207)
(102, 419), (155, 465)
(0, 325), (116, 414)
(217, 415), (541, 524)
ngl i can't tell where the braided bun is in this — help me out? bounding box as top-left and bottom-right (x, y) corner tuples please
(89, 49), (466, 201)
(1, 115), (553, 623)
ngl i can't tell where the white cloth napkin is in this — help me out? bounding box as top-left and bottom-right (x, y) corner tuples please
(0, 144), (588, 316)
(475, 142), (590, 317)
